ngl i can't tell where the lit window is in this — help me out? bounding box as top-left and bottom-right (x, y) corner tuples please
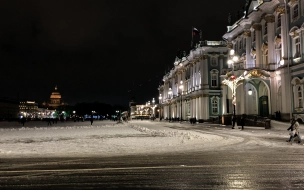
(210, 69), (219, 88)
(295, 38), (301, 58)
(211, 97), (219, 114)
(211, 75), (217, 86)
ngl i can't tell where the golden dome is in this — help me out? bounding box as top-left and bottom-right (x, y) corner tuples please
(50, 86), (61, 99)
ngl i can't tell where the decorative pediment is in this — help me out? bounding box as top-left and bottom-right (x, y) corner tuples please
(247, 69), (267, 79)
(289, 26), (300, 38)
(291, 77), (304, 85)
(288, 0), (298, 6)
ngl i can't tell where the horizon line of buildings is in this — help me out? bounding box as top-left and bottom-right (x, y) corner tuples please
(0, 86), (67, 120)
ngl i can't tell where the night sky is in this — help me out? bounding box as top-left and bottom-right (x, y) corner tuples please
(0, 0), (245, 107)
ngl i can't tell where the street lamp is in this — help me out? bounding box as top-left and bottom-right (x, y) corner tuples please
(179, 80), (184, 122)
(168, 88), (173, 120)
(227, 49), (239, 120)
(73, 111), (76, 122)
(248, 89), (253, 95)
(152, 98), (156, 119)
(159, 94), (162, 120)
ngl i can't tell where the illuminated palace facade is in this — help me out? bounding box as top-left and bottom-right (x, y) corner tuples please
(159, 0), (304, 121)
(158, 41), (228, 121)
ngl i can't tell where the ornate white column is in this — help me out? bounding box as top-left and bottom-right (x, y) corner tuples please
(202, 95), (209, 120)
(190, 98), (193, 118)
(221, 84), (228, 115)
(276, 6), (289, 65)
(192, 98), (196, 118)
(203, 55), (209, 89)
(252, 24), (262, 68)
(265, 14), (276, 70)
(198, 96), (202, 119)
(193, 97), (197, 118)
(243, 30), (252, 69)
(196, 60), (200, 90)
(270, 72), (277, 117)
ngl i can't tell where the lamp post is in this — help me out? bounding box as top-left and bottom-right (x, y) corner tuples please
(152, 98), (155, 120)
(168, 88), (172, 120)
(179, 80), (184, 122)
(227, 49), (239, 120)
(159, 94), (162, 120)
(73, 111), (76, 122)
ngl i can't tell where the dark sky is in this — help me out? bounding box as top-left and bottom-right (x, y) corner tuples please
(0, 0), (245, 107)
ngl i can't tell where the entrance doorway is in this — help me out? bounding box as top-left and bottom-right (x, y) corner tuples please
(259, 96), (269, 117)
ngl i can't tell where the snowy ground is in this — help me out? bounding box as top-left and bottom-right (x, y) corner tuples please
(0, 120), (298, 158)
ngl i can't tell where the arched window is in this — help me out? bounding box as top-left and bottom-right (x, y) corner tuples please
(292, 78), (304, 110)
(210, 96), (220, 115)
(212, 98), (218, 114)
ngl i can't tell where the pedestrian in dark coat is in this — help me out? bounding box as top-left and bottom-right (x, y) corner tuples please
(240, 116), (245, 130)
(47, 118), (52, 126)
(90, 116), (93, 125)
(231, 116), (236, 129)
(21, 117), (26, 126)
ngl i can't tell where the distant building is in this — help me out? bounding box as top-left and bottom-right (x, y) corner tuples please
(129, 97), (137, 119)
(19, 101), (38, 118)
(42, 86), (68, 109)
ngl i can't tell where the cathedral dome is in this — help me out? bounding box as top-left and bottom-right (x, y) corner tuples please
(50, 86), (61, 99)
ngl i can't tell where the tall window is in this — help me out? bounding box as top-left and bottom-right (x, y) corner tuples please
(294, 5), (299, 19)
(210, 69), (219, 88)
(244, 39), (246, 49)
(277, 14), (281, 27)
(212, 98), (218, 114)
(264, 22), (267, 35)
(240, 40), (242, 50)
(295, 37), (301, 58)
(211, 74), (217, 87)
(298, 86), (303, 107)
(211, 57), (217, 66)
(253, 31), (256, 42)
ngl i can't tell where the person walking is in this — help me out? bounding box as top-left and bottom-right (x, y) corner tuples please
(90, 115), (93, 125)
(239, 115), (245, 130)
(47, 118), (52, 126)
(287, 118), (302, 144)
(231, 115), (236, 129)
(21, 117), (26, 126)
